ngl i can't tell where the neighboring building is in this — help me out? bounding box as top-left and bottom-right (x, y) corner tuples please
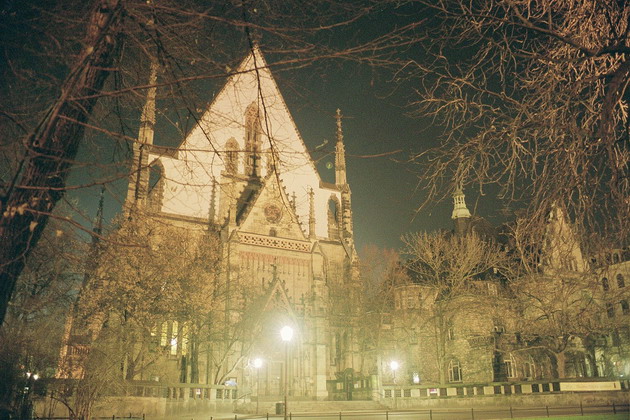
(385, 189), (629, 386)
(592, 250), (630, 378)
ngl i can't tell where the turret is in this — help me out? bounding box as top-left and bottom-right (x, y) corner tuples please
(335, 109), (347, 187)
(334, 109), (354, 244)
(452, 184), (471, 236)
(125, 59), (158, 210)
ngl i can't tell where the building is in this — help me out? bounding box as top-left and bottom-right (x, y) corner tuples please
(59, 46), (363, 400)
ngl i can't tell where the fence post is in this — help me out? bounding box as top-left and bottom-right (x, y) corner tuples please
(112, 415), (115, 420)
(339, 411), (342, 420)
(386, 410), (388, 420)
(613, 402), (616, 414)
(546, 406), (549, 417)
(143, 414), (145, 420)
(510, 406), (513, 419)
(580, 402), (583, 416)
(429, 409), (433, 420)
(471, 407), (475, 420)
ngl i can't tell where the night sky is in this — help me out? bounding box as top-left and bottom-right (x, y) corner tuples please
(65, 51), (506, 255)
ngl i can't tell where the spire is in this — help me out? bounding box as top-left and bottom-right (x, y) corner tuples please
(452, 183), (471, 236)
(308, 188), (316, 239)
(92, 186), (106, 243)
(208, 178), (217, 224)
(126, 59), (158, 209)
(335, 109), (347, 186)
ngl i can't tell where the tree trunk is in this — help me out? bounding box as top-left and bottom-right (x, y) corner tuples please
(553, 351), (567, 379)
(0, 0), (124, 326)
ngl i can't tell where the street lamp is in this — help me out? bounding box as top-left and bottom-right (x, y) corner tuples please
(280, 326), (293, 420)
(390, 360), (400, 383)
(21, 372), (39, 420)
(390, 360), (400, 410)
(252, 358), (263, 414)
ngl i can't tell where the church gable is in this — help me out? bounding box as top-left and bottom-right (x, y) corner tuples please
(238, 175), (307, 241)
(143, 46), (349, 241)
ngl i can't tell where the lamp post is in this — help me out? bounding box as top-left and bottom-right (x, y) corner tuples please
(21, 372), (39, 420)
(253, 358), (263, 415)
(389, 361), (399, 410)
(280, 326), (293, 420)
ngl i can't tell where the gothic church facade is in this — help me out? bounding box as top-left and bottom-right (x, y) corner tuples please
(121, 46), (359, 398)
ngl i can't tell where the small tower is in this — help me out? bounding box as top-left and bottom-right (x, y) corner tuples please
(335, 109), (354, 243)
(452, 184), (471, 236)
(335, 109), (347, 187)
(308, 188), (316, 239)
(125, 59), (158, 211)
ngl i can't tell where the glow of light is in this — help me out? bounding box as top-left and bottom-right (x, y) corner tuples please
(280, 326), (294, 342)
(390, 361), (400, 371)
(253, 358), (263, 369)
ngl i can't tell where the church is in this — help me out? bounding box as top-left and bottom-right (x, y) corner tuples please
(60, 45), (363, 400)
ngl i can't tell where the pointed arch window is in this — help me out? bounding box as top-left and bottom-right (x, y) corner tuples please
(448, 359), (462, 382)
(602, 277), (610, 291)
(148, 160), (165, 212)
(244, 103), (262, 177)
(504, 355), (517, 378)
(225, 138), (239, 174)
(327, 195), (341, 240)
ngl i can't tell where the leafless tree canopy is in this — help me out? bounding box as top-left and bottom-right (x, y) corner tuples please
(391, 0), (629, 248)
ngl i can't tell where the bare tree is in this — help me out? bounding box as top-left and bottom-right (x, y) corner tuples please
(0, 0), (410, 327)
(0, 211), (83, 415)
(401, 231), (511, 384)
(388, 0), (630, 247)
(511, 271), (605, 378)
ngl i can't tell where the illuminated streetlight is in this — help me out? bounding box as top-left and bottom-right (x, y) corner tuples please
(280, 325), (294, 342)
(389, 360), (400, 410)
(252, 357), (263, 414)
(280, 326), (293, 420)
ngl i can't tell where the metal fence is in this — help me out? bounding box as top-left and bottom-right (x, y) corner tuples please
(228, 403), (629, 419)
(32, 403), (630, 420)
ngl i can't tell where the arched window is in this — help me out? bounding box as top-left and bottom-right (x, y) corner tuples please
(621, 300), (629, 315)
(617, 274), (625, 288)
(147, 160), (165, 212)
(504, 355), (516, 378)
(522, 360), (535, 379)
(224, 138), (239, 174)
(448, 359), (462, 382)
(244, 103), (262, 177)
(602, 277), (610, 291)
(327, 196), (341, 240)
